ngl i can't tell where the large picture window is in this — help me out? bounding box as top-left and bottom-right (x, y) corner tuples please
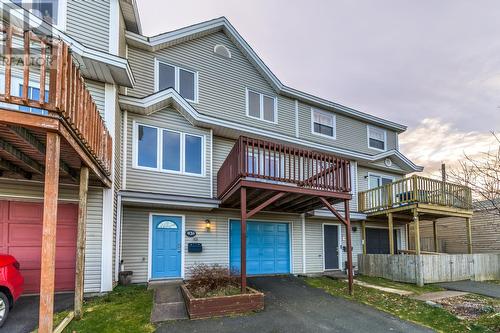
(156, 59), (198, 102)
(135, 123), (204, 176)
(311, 108), (336, 138)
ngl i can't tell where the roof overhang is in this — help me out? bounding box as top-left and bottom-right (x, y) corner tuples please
(125, 17), (407, 133)
(119, 190), (220, 211)
(2, 1), (135, 87)
(119, 89), (422, 172)
(119, 0), (142, 34)
(309, 209), (367, 221)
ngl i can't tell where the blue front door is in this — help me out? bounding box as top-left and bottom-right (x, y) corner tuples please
(151, 215), (181, 279)
(230, 220), (290, 275)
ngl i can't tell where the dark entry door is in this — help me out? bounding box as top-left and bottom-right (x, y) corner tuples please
(324, 225), (339, 270)
(366, 228), (398, 254)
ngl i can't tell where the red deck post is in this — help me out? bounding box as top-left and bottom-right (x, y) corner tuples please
(240, 187), (247, 293)
(38, 132), (61, 333)
(344, 199), (354, 295)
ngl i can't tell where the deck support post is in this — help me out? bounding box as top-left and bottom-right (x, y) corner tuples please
(344, 200), (353, 295)
(413, 209), (420, 255)
(466, 217), (472, 254)
(361, 220), (366, 255)
(240, 187), (247, 293)
(433, 220), (438, 253)
(75, 166), (89, 320)
(387, 213), (394, 255)
(38, 132), (61, 333)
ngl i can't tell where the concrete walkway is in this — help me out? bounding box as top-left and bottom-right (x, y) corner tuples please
(157, 276), (434, 333)
(150, 281), (188, 323)
(437, 281), (500, 298)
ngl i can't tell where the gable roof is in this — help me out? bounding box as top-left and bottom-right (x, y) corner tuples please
(119, 88), (423, 172)
(125, 17), (407, 133)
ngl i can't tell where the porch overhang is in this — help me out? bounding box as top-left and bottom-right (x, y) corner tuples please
(120, 191), (220, 211)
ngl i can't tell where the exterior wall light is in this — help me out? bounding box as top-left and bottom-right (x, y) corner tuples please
(205, 219), (211, 231)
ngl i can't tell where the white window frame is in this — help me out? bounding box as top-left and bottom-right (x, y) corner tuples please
(132, 121), (206, 177)
(154, 58), (199, 103)
(367, 125), (387, 151)
(311, 108), (336, 139)
(245, 88), (278, 124)
(367, 172), (395, 189)
(15, 0), (67, 31)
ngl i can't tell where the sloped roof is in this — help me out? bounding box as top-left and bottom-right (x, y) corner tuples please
(125, 17), (407, 133)
(119, 88), (423, 172)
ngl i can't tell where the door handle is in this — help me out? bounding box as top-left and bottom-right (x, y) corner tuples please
(177, 244), (181, 252)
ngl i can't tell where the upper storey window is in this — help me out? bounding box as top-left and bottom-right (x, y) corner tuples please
(13, 0), (64, 27)
(155, 59), (198, 103)
(311, 108), (336, 139)
(367, 125), (387, 151)
(246, 88), (277, 123)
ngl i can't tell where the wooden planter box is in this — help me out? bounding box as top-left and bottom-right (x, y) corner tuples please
(181, 284), (264, 319)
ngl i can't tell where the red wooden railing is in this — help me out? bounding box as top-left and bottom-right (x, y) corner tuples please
(217, 136), (351, 197)
(0, 24), (112, 175)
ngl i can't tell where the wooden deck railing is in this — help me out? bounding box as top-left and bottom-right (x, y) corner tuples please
(0, 24), (112, 175)
(217, 136), (351, 197)
(358, 175), (473, 213)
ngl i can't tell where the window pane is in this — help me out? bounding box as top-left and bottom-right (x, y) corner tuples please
(158, 63), (176, 91)
(263, 96), (275, 122)
(34, 0), (58, 24)
(369, 127), (385, 141)
(162, 131), (181, 171)
(137, 125), (158, 168)
(369, 175), (380, 189)
(314, 123), (334, 137)
(185, 135), (202, 174)
(248, 91), (260, 118)
(179, 69), (195, 101)
(369, 138), (385, 150)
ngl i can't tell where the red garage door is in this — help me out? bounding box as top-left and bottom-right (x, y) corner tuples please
(0, 200), (77, 294)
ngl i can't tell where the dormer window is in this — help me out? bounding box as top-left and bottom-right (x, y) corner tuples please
(367, 125), (387, 151)
(155, 59), (198, 103)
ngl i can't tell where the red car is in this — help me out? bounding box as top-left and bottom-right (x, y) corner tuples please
(0, 254), (24, 327)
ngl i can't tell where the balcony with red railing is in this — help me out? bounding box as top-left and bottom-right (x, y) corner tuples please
(217, 136), (352, 213)
(0, 24), (112, 186)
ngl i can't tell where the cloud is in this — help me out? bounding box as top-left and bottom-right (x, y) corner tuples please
(399, 118), (498, 175)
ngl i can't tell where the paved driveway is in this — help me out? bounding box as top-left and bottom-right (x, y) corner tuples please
(0, 293), (73, 333)
(437, 280), (500, 298)
(157, 276), (434, 333)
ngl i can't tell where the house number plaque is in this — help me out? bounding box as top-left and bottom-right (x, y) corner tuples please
(186, 230), (197, 237)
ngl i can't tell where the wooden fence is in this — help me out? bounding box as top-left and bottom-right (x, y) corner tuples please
(358, 254), (500, 285)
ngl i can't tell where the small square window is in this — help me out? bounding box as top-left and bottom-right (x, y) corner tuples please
(368, 126), (386, 150)
(312, 109), (335, 138)
(246, 89), (276, 123)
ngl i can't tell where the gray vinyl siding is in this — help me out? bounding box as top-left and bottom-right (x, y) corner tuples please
(121, 207), (303, 283)
(66, 0), (110, 52)
(125, 107), (212, 198)
(304, 217), (363, 273)
(85, 80), (106, 118)
(212, 136), (236, 197)
(0, 179), (103, 292)
(298, 102), (398, 155)
(126, 32), (296, 137)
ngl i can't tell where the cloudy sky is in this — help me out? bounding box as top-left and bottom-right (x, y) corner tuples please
(137, 0), (500, 175)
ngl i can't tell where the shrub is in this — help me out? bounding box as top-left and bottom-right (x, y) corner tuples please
(186, 264), (241, 298)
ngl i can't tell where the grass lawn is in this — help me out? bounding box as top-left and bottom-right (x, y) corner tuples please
(51, 285), (155, 333)
(355, 275), (444, 295)
(305, 277), (497, 333)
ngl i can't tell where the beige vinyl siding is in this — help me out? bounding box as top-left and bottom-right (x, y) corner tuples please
(0, 179), (103, 292)
(212, 136), (236, 197)
(66, 0), (110, 52)
(298, 102), (398, 155)
(126, 32), (296, 137)
(85, 80), (106, 118)
(125, 108), (212, 198)
(370, 158), (405, 173)
(121, 207), (303, 283)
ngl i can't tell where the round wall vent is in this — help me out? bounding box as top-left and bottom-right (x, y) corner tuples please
(384, 158), (393, 167)
(214, 44), (231, 59)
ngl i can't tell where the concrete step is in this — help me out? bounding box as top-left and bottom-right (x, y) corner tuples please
(150, 284), (188, 323)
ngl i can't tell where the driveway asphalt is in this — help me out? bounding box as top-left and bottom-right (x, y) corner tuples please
(437, 280), (500, 298)
(0, 293), (73, 333)
(157, 276), (434, 333)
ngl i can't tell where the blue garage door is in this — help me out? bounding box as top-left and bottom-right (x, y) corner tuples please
(230, 220), (290, 275)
